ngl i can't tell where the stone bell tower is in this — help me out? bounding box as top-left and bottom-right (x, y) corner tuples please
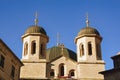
(75, 15), (105, 80)
(20, 12), (49, 79)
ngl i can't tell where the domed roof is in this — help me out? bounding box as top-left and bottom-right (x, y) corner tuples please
(46, 46), (77, 62)
(78, 27), (100, 36)
(25, 25), (47, 35)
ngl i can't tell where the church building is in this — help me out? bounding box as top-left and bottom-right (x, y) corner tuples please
(20, 13), (105, 80)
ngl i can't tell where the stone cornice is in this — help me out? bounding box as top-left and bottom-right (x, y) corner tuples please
(77, 60), (105, 64)
(21, 33), (49, 43)
(74, 34), (102, 44)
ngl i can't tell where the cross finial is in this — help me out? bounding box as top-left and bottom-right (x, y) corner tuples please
(57, 32), (60, 46)
(34, 11), (38, 26)
(86, 13), (89, 27)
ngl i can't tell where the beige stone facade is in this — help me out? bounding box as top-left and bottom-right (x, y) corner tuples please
(20, 17), (105, 80)
(20, 62), (47, 79)
(20, 26), (49, 79)
(75, 32), (105, 80)
(0, 39), (23, 80)
(77, 61), (104, 80)
(48, 56), (77, 79)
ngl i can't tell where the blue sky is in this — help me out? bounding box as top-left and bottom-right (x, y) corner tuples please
(0, 0), (120, 70)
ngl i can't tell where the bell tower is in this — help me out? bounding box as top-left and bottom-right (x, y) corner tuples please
(75, 15), (105, 80)
(20, 12), (49, 79)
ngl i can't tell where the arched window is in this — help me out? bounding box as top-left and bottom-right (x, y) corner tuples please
(80, 44), (84, 57)
(40, 44), (44, 56)
(96, 43), (102, 60)
(59, 63), (64, 76)
(88, 42), (92, 55)
(24, 42), (28, 56)
(50, 70), (54, 77)
(31, 41), (36, 54)
(69, 70), (75, 77)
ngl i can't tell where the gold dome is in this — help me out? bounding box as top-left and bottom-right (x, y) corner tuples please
(46, 46), (77, 62)
(77, 27), (100, 36)
(25, 25), (47, 35)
